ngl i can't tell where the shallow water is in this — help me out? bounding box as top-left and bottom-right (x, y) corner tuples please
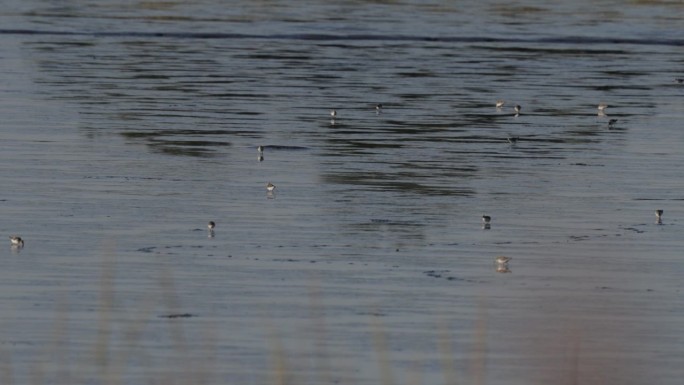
(1, 1), (684, 384)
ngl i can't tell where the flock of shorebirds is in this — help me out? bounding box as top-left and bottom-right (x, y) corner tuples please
(195, 95), (669, 272)
(257, 91), (676, 197)
(482, 209), (665, 272)
(206, 98), (670, 266)
(8, 207), (667, 269)
(497, 99), (619, 142)
(8, 90), (676, 264)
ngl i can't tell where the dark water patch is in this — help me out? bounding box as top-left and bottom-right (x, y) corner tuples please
(440, 135), (522, 144)
(213, 93), (272, 100)
(397, 70), (437, 78)
(324, 172), (474, 196)
(591, 85), (652, 91)
(130, 73), (171, 80)
(338, 141), (405, 150)
(569, 235), (591, 241)
(272, 258), (305, 263)
(634, 198), (684, 201)
(122, 129), (238, 157)
(375, 181), (473, 196)
(307, 74), (342, 80)
(4, 29), (684, 46)
(622, 226), (646, 234)
(159, 313), (195, 319)
(423, 270), (477, 283)
(601, 70), (649, 77)
(84, 175), (184, 182)
(260, 145), (310, 151)
(479, 46), (632, 56)
(238, 53), (313, 61)
(368, 219), (421, 227)
(149, 144), (217, 157)
(355, 311), (387, 317)
(370, 219), (391, 224)
(396, 163), (478, 175)
(121, 129), (236, 138)
(471, 45), (630, 55)
(460, 113), (513, 122)
(564, 129), (605, 138)
(380, 120), (458, 130)
(149, 139), (231, 147)
(423, 270), (450, 278)
(516, 137), (594, 145)
(322, 126), (362, 133)
(120, 129), (257, 148)
(397, 93), (437, 100)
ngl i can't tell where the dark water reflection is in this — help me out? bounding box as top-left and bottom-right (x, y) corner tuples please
(2, 1), (684, 384)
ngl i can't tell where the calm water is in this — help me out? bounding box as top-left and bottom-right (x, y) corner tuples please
(2, 1), (684, 384)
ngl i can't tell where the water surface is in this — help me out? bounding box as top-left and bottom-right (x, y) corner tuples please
(1, 1), (684, 384)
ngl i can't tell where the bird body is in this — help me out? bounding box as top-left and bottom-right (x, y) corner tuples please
(208, 221), (215, 230)
(496, 100), (505, 109)
(266, 182), (276, 192)
(495, 256), (511, 264)
(9, 236), (24, 247)
(482, 215), (491, 224)
(655, 209), (664, 224)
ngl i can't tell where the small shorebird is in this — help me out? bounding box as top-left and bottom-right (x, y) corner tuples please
(495, 256), (511, 264)
(266, 182), (276, 192)
(675, 78), (683, 84)
(482, 215), (491, 224)
(608, 119), (618, 128)
(514, 104), (521, 116)
(655, 209), (663, 223)
(9, 236), (24, 247)
(208, 221), (215, 230)
(496, 100), (505, 109)
(375, 104), (383, 113)
(507, 136), (519, 144)
(330, 109), (337, 118)
(597, 103), (608, 112)
(257, 145), (264, 153)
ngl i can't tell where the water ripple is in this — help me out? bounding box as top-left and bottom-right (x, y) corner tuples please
(2, 28), (683, 46)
